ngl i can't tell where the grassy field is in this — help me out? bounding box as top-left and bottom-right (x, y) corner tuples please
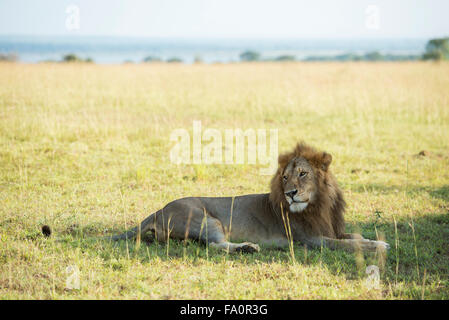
(0, 61), (448, 299)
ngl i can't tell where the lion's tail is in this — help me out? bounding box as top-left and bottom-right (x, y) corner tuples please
(108, 213), (156, 242)
(108, 227), (140, 241)
(40, 213), (157, 243)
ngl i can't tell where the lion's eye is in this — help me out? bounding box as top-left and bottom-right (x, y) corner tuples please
(299, 171), (307, 177)
(283, 175), (288, 181)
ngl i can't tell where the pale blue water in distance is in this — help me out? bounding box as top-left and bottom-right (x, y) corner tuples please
(0, 35), (427, 64)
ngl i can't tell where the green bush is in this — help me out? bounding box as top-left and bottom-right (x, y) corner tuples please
(239, 50), (260, 62)
(422, 38), (449, 61)
(274, 55), (296, 62)
(62, 54), (93, 63)
(143, 56), (162, 63)
(166, 57), (183, 63)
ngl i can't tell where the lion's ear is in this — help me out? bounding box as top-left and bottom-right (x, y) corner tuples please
(321, 152), (332, 171)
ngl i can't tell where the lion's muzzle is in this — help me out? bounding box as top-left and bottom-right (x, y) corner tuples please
(285, 189), (310, 212)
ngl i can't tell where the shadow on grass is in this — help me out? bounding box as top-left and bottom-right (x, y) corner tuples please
(429, 185), (449, 202)
(58, 185), (449, 298)
(73, 211), (448, 294)
(349, 184), (449, 202)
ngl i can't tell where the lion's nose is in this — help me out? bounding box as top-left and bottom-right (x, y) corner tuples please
(285, 190), (298, 199)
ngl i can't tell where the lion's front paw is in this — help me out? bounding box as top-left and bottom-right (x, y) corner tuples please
(235, 242), (260, 254)
(376, 240), (390, 251)
(362, 240), (390, 252)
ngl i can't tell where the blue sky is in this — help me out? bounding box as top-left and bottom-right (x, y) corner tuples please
(0, 0), (448, 38)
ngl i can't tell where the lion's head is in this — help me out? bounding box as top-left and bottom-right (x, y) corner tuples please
(269, 142), (346, 238)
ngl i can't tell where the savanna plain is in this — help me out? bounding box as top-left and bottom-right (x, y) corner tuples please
(0, 61), (448, 299)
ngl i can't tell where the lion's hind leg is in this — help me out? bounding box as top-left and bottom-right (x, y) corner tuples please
(148, 200), (261, 254)
(179, 213), (260, 254)
(111, 199), (261, 254)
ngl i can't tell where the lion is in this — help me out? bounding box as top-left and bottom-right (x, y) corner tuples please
(110, 142), (390, 253)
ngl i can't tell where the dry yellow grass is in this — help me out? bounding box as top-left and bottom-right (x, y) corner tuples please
(0, 61), (448, 299)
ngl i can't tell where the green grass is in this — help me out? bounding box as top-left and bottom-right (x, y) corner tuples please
(0, 62), (448, 299)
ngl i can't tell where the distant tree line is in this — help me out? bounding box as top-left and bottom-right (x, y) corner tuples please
(141, 55), (206, 64)
(239, 51), (296, 62)
(303, 52), (420, 62)
(143, 56), (184, 63)
(2, 37), (448, 64)
(238, 49), (422, 62)
(239, 37), (449, 62)
(54, 40), (449, 64)
(39, 53), (95, 63)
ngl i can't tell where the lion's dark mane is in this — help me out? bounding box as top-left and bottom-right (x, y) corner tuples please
(269, 142), (346, 238)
